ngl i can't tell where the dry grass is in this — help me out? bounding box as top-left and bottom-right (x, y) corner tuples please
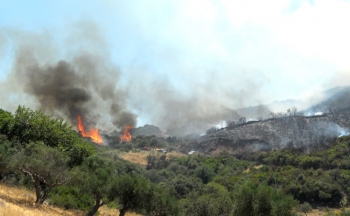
(166, 151), (187, 159)
(121, 150), (187, 166)
(307, 208), (342, 216)
(0, 184), (140, 216)
(98, 206), (140, 216)
(121, 151), (149, 166)
(244, 164), (263, 173)
(0, 184), (84, 216)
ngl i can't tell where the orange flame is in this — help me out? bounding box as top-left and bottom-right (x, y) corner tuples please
(77, 115), (103, 144)
(120, 125), (132, 142)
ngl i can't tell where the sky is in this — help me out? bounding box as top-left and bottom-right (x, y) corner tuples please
(0, 0), (350, 133)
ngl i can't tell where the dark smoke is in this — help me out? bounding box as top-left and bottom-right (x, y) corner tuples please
(7, 25), (136, 130)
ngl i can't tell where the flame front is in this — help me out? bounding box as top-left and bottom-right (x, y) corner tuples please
(120, 125), (132, 142)
(77, 115), (103, 144)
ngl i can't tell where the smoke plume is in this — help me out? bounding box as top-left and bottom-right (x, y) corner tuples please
(126, 68), (268, 136)
(17, 58), (135, 129)
(3, 24), (136, 131)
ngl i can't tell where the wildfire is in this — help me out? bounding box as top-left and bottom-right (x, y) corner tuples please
(120, 125), (132, 142)
(77, 115), (103, 144)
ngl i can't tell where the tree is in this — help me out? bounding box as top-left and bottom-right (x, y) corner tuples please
(0, 108), (14, 135)
(146, 185), (179, 216)
(0, 135), (18, 177)
(238, 117), (246, 124)
(74, 155), (117, 216)
(297, 202), (312, 216)
(109, 173), (152, 216)
(195, 165), (215, 184)
(233, 182), (255, 216)
(287, 107), (298, 116)
(206, 127), (218, 135)
(233, 182), (298, 216)
(226, 120), (236, 129)
(150, 138), (158, 149)
(3, 106), (94, 167)
(255, 184), (273, 216)
(180, 182), (233, 216)
(9, 142), (70, 205)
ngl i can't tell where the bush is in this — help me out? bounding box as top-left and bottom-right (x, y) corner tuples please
(297, 202), (312, 216)
(233, 182), (298, 216)
(49, 186), (93, 210)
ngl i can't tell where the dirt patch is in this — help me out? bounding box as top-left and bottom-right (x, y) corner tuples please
(244, 164), (263, 173)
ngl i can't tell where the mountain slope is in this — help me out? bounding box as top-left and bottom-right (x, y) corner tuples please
(181, 108), (350, 155)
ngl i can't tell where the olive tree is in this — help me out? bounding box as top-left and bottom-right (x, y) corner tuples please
(9, 142), (70, 205)
(180, 182), (233, 216)
(3, 106), (94, 167)
(74, 155), (117, 216)
(109, 174), (152, 216)
(146, 185), (179, 216)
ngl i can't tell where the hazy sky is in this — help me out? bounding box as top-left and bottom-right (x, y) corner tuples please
(1, 0), (350, 130)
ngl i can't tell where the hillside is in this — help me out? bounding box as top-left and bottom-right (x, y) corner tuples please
(181, 108), (350, 156)
(307, 86), (350, 112)
(4, 106), (350, 215)
(0, 184), (140, 216)
(108, 124), (168, 138)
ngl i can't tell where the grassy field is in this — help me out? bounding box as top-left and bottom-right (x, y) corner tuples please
(120, 150), (186, 166)
(0, 184), (140, 216)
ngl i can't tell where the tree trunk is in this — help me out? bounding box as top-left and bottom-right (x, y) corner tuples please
(119, 208), (126, 216)
(86, 198), (103, 216)
(40, 189), (50, 204)
(87, 204), (100, 216)
(34, 178), (42, 205)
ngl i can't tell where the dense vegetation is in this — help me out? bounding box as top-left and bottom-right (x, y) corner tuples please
(2, 106), (350, 215)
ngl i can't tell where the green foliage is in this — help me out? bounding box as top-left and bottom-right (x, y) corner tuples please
(0, 135), (18, 176)
(109, 173), (153, 216)
(171, 175), (203, 198)
(10, 141), (69, 179)
(194, 165), (215, 184)
(9, 142), (70, 204)
(146, 185), (179, 216)
(233, 181), (298, 216)
(1, 106), (94, 166)
(73, 155), (117, 215)
(180, 182), (233, 216)
(0, 108), (14, 135)
(297, 202), (312, 215)
(146, 154), (169, 170)
(4, 105), (350, 214)
(296, 155), (322, 169)
(49, 185), (93, 210)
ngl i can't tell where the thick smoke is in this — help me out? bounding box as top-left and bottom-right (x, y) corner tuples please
(127, 68), (269, 136)
(1, 23), (270, 136)
(15, 57), (135, 129)
(3, 25), (136, 131)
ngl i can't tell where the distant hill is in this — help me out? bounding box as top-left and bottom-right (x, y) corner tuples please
(131, 124), (168, 138)
(180, 108), (350, 156)
(306, 86), (350, 112)
(232, 86), (350, 120)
